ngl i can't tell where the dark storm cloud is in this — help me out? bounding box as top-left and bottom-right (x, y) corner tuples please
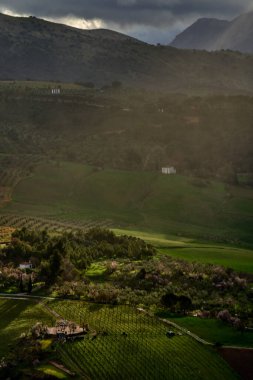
(0, 1), (252, 43)
(0, 0), (252, 25)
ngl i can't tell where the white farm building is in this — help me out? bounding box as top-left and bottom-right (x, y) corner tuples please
(51, 88), (61, 95)
(162, 167), (177, 175)
(19, 262), (33, 270)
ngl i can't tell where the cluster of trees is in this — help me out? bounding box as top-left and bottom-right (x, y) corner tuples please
(161, 293), (192, 314)
(71, 229), (154, 268)
(49, 253), (253, 327)
(0, 227), (252, 326)
(217, 309), (245, 332)
(0, 227), (155, 286)
(0, 332), (50, 379)
(99, 256), (252, 322)
(19, 274), (32, 293)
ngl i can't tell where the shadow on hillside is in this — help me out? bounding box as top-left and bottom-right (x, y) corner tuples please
(0, 299), (31, 330)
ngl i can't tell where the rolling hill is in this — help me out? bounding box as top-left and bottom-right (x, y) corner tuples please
(2, 161), (253, 246)
(0, 84), (252, 246)
(171, 11), (253, 53)
(0, 13), (253, 93)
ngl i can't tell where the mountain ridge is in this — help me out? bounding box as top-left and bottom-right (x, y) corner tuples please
(171, 11), (253, 53)
(0, 12), (253, 93)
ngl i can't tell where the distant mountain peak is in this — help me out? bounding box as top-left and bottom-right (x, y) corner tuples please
(171, 11), (253, 53)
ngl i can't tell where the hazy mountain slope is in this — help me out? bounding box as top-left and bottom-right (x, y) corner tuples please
(171, 18), (229, 50)
(213, 12), (253, 52)
(171, 11), (253, 53)
(0, 89), (253, 181)
(0, 13), (143, 84)
(0, 13), (253, 93)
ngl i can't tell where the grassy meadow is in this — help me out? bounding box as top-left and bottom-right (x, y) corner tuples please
(157, 246), (253, 273)
(157, 313), (253, 347)
(113, 228), (253, 273)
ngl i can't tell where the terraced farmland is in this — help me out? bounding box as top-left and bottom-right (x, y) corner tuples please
(49, 301), (238, 380)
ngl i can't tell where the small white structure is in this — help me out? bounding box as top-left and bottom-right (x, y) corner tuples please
(162, 167), (177, 175)
(19, 262), (33, 270)
(51, 88), (61, 95)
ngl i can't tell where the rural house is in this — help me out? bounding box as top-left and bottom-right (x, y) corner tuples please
(162, 167), (177, 175)
(19, 262), (33, 270)
(51, 88), (61, 95)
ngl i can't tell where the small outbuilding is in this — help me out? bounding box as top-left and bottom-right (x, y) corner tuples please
(51, 88), (61, 95)
(162, 167), (177, 175)
(19, 262), (33, 270)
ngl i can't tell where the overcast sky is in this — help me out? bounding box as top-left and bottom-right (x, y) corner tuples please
(0, 0), (252, 43)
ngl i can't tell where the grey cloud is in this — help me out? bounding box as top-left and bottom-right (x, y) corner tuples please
(0, 0), (252, 42)
(0, 1), (252, 24)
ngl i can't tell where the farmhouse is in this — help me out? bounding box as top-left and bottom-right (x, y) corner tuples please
(162, 167), (177, 175)
(46, 320), (88, 340)
(51, 88), (61, 95)
(19, 262), (33, 270)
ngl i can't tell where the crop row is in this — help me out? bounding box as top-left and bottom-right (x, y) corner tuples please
(49, 301), (236, 380)
(0, 214), (112, 233)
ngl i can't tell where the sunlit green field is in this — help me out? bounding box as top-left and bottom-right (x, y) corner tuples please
(37, 364), (68, 379)
(157, 314), (253, 348)
(114, 228), (253, 273)
(157, 246), (253, 273)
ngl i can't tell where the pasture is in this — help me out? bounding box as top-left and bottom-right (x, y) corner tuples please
(114, 228), (253, 273)
(157, 246), (253, 274)
(49, 300), (238, 380)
